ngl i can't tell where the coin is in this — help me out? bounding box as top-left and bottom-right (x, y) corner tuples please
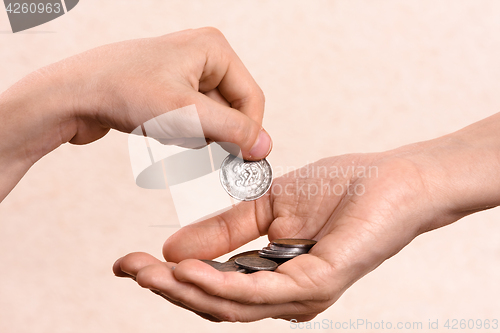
(235, 257), (278, 271)
(218, 261), (247, 273)
(200, 259), (247, 272)
(199, 238), (317, 273)
(271, 238), (317, 249)
(258, 247), (301, 259)
(219, 154), (273, 201)
(268, 244), (309, 253)
(260, 246), (303, 255)
(199, 259), (222, 270)
(228, 250), (261, 261)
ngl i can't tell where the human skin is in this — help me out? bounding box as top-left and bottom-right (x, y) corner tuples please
(0, 27), (271, 203)
(114, 112), (500, 322)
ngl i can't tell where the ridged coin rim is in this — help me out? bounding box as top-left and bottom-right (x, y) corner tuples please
(219, 154), (273, 201)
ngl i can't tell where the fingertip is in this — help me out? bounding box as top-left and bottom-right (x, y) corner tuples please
(119, 252), (162, 277)
(162, 240), (172, 262)
(163, 233), (183, 262)
(112, 257), (130, 277)
(247, 128), (272, 161)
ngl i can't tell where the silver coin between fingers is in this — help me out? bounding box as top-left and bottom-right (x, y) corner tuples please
(219, 154), (273, 201)
(235, 257), (278, 271)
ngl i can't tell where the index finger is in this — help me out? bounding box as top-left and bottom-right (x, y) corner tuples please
(196, 27), (265, 124)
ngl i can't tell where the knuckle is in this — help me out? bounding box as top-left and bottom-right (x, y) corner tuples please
(216, 308), (239, 322)
(193, 27), (230, 53)
(197, 26), (225, 39)
(308, 300), (330, 314)
(288, 301), (327, 321)
(189, 27), (227, 47)
(238, 86), (265, 114)
(226, 117), (254, 148)
(253, 86), (266, 105)
(294, 313), (319, 322)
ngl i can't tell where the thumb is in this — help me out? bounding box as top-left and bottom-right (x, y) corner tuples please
(163, 197), (273, 262)
(196, 94), (272, 161)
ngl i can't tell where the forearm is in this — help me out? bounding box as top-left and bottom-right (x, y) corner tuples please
(0, 70), (77, 202)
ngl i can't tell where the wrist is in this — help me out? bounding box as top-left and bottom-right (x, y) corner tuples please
(0, 68), (77, 201)
(395, 115), (500, 230)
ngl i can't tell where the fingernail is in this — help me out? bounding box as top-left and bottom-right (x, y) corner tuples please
(249, 129), (272, 160)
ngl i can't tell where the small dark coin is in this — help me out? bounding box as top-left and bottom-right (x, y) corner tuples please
(199, 259), (222, 270)
(235, 257), (278, 271)
(199, 259), (246, 272)
(271, 238), (317, 249)
(218, 261), (247, 273)
(228, 250), (262, 261)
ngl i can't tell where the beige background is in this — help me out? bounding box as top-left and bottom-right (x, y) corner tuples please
(1, 1), (500, 332)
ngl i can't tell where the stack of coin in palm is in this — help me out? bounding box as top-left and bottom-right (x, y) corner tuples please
(199, 239), (317, 273)
(258, 238), (316, 260)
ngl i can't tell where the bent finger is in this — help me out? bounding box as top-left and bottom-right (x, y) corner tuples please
(135, 261), (316, 322)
